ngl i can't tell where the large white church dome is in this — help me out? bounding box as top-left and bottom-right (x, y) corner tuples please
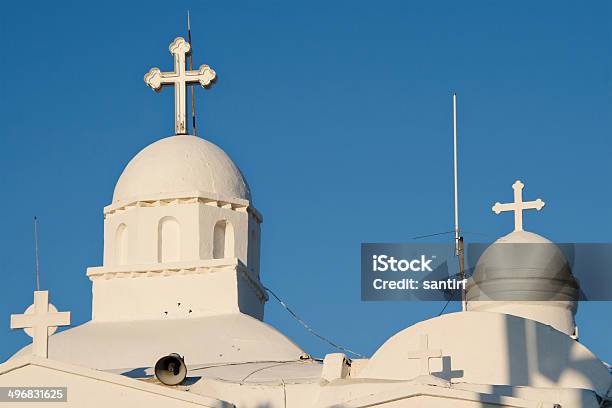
(113, 135), (251, 203)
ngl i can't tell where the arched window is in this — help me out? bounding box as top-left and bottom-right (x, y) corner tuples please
(115, 223), (128, 265)
(158, 217), (180, 263)
(213, 220), (234, 259)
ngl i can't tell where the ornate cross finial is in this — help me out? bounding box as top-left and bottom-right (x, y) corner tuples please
(10, 291), (71, 358)
(144, 37), (216, 135)
(492, 180), (545, 232)
(407, 334), (442, 376)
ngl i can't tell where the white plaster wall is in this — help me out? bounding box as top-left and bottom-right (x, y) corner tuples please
(92, 267), (259, 321)
(94, 199), (264, 321)
(197, 204), (250, 264)
(247, 213), (262, 280)
(104, 203), (199, 266)
(467, 301), (577, 336)
(356, 312), (610, 396)
(103, 202), (260, 278)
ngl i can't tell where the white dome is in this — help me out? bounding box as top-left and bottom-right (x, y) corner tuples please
(113, 136), (251, 203)
(492, 230), (552, 244)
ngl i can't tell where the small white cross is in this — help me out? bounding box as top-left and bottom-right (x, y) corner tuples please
(10, 291), (70, 358)
(492, 180), (545, 232)
(144, 37), (216, 135)
(407, 334), (442, 376)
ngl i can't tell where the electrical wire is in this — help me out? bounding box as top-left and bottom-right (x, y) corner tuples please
(413, 229), (492, 240)
(264, 286), (366, 358)
(436, 275), (461, 316)
(412, 230), (454, 240)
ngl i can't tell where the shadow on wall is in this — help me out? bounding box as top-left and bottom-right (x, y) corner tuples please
(504, 314), (607, 406)
(431, 356), (464, 381)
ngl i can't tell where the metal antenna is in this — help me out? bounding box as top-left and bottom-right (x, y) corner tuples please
(453, 93), (459, 254)
(33, 216), (41, 291)
(187, 10), (197, 136)
(453, 93), (466, 311)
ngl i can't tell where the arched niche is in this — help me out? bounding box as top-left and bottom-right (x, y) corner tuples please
(158, 216), (180, 263)
(213, 220), (234, 259)
(115, 223), (129, 265)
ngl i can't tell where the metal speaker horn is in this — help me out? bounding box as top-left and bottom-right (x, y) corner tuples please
(154, 353), (187, 385)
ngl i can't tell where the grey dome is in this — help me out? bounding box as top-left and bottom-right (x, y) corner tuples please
(466, 231), (579, 302)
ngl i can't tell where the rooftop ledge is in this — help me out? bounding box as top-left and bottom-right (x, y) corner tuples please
(86, 258), (268, 302)
(104, 190), (262, 223)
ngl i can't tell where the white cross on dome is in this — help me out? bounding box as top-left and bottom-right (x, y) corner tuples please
(492, 180), (545, 231)
(406, 334), (443, 376)
(144, 37), (216, 135)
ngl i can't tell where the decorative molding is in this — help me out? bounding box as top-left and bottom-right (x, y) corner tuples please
(103, 190), (262, 223)
(87, 258), (268, 302)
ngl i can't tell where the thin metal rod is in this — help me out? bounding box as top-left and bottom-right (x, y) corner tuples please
(188, 10), (197, 136)
(453, 93), (467, 311)
(453, 93), (459, 254)
(34, 216), (40, 291)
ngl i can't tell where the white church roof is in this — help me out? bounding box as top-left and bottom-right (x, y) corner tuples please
(113, 135), (251, 205)
(355, 311), (611, 396)
(12, 313), (305, 372)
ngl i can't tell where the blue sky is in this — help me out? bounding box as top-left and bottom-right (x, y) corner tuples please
(0, 1), (610, 363)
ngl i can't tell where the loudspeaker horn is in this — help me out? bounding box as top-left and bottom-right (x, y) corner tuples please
(154, 353), (187, 385)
